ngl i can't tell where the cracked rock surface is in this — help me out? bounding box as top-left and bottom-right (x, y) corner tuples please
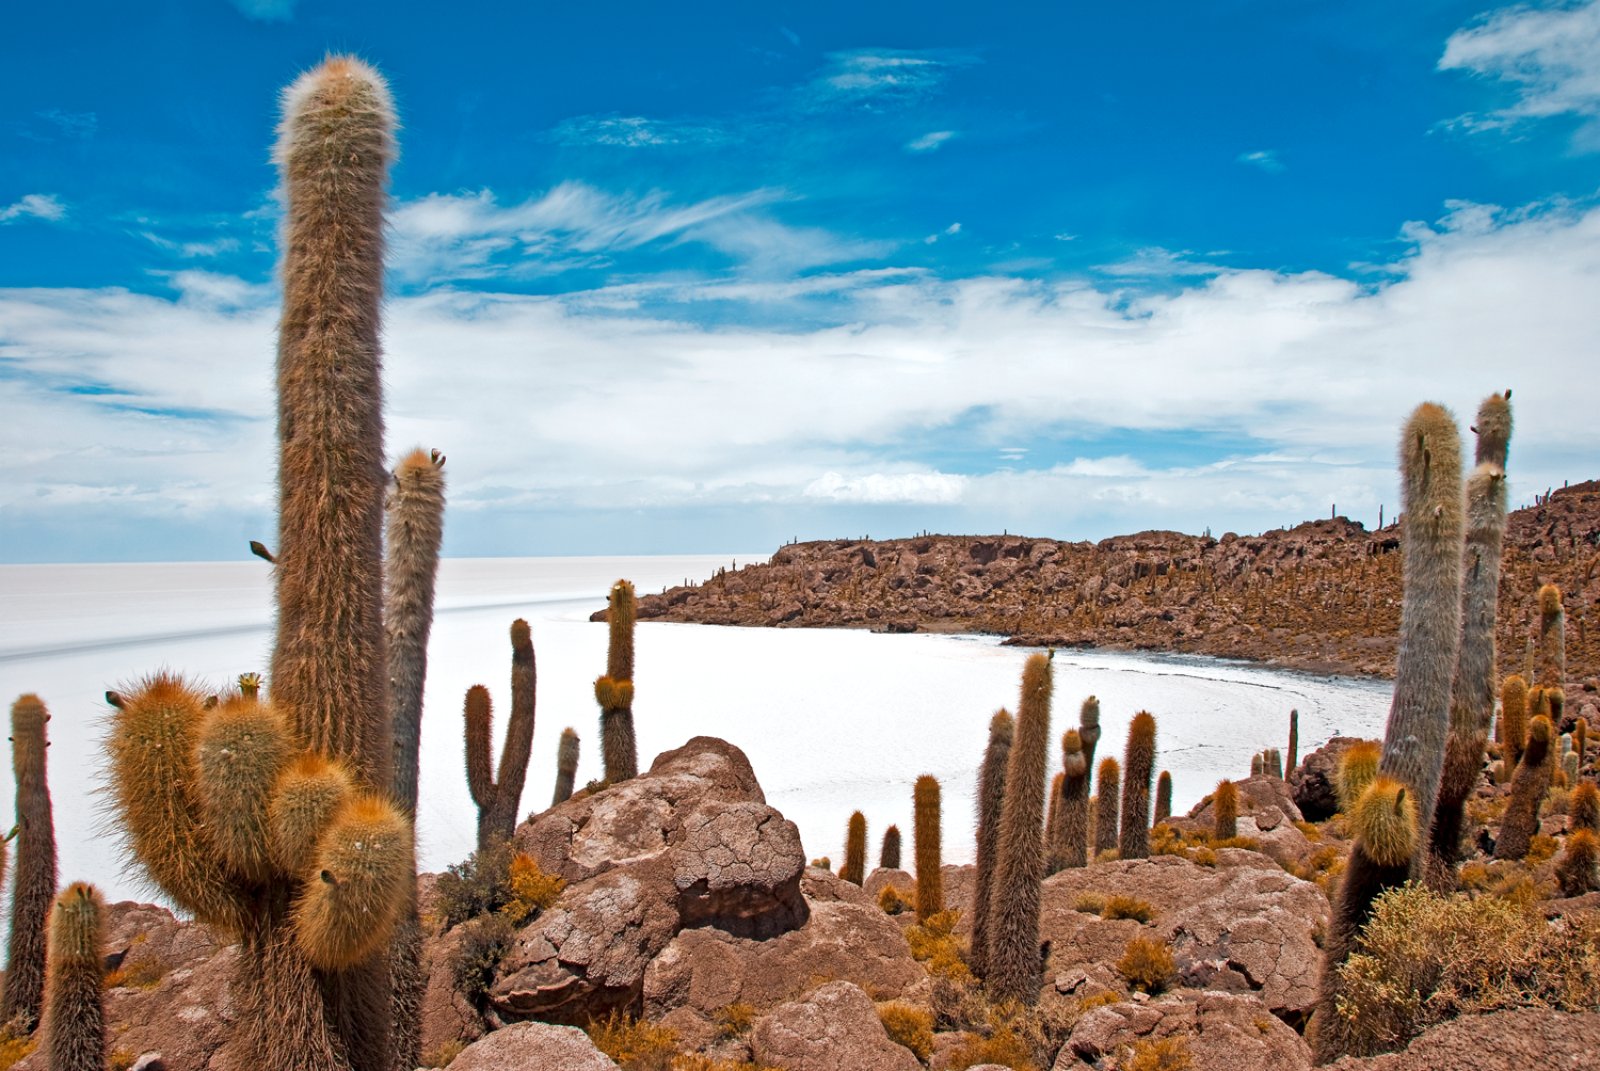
(1054, 990), (1311, 1071)
(751, 980), (923, 1071)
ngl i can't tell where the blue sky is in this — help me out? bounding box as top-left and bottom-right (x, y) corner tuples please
(3, 1), (1599, 562)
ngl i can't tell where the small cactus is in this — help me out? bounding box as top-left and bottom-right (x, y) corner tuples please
(913, 775), (943, 921)
(1251, 753), (1264, 777)
(1500, 675), (1529, 769)
(1213, 780), (1238, 841)
(1495, 716), (1555, 861)
(1570, 782), (1600, 834)
(44, 882), (106, 1071)
(880, 824), (902, 870)
(552, 727), (581, 806)
(2, 694), (58, 1033)
(596, 580), (639, 782)
(1536, 583), (1565, 689)
(1556, 829), (1599, 897)
(1094, 758), (1120, 856)
(970, 708), (1012, 979)
(1154, 770), (1172, 825)
(841, 811), (867, 886)
(1576, 717), (1588, 768)
(1079, 696), (1101, 770)
(1119, 712), (1156, 859)
(1265, 747), (1283, 780)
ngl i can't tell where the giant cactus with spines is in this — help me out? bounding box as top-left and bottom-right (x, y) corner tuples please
(1312, 403), (1466, 1064)
(552, 727), (581, 806)
(985, 653), (1053, 1005)
(1213, 780), (1238, 841)
(1079, 696), (1102, 771)
(465, 620), (538, 850)
(880, 825), (901, 870)
(44, 882), (105, 1071)
(842, 811), (867, 886)
(1500, 675), (1529, 771)
(2, 694), (57, 1033)
(386, 447), (447, 822)
(1494, 715), (1555, 861)
(1537, 583), (1565, 690)
(596, 580), (639, 782)
(1119, 711), (1156, 859)
(971, 708), (1012, 980)
(912, 775), (943, 922)
(1094, 758), (1120, 857)
(103, 59), (412, 1071)
(1059, 731), (1090, 869)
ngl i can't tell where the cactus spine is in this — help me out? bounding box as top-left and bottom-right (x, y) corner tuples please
(1287, 708), (1299, 778)
(465, 620), (537, 850)
(104, 60), (411, 1071)
(43, 882), (105, 1071)
(2, 694), (57, 1033)
(1537, 583), (1565, 689)
(1059, 730), (1090, 869)
(912, 775), (943, 922)
(1094, 758), (1120, 857)
(1213, 780), (1238, 841)
(970, 709), (1012, 980)
(552, 727), (581, 806)
(1494, 715), (1555, 860)
(880, 825), (901, 870)
(984, 653), (1053, 1005)
(1313, 403), (1465, 1063)
(596, 579), (639, 782)
(1119, 711), (1156, 859)
(842, 811), (867, 886)
(1154, 770), (1172, 825)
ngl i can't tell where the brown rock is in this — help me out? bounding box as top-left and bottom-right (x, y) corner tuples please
(449, 1022), (621, 1071)
(419, 924), (487, 1058)
(671, 799), (807, 938)
(750, 980), (923, 1071)
(863, 867), (915, 903)
(1057, 990), (1311, 1071)
(1293, 738), (1369, 821)
(1325, 1009), (1600, 1070)
(811, 866), (880, 907)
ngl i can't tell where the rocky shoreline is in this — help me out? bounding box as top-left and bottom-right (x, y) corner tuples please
(619, 481), (1600, 685)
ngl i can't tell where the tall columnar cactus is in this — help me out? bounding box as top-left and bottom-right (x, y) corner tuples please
(595, 579), (639, 782)
(464, 619), (538, 850)
(1045, 771), (1064, 871)
(552, 727), (581, 806)
(1313, 403), (1465, 1063)
(985, 653), (1053, 1005)
(104, 59), (411, 1071)
(1079, 696), (1102, 771)
(43, 882), (105, 1071)
(1154, 770), (1172, 825)
(385, 447), (447, 821)
(1213, 780), (1238, 840)
(912, 775), (943, 922)
(1500, 675), (1529, 771)
(1570, 782), (1600, 834)
(841, 811), (868, 886)
(1426, 398), (1510, 889)
(1059, 730), (1090, 869)
(969, 708), (1012, 980)
(1265, 748), (1283, 780)
(2, 694), (56, 1033)
(1287, 708), (1299, 778)
(1576, 717), (1588, 770)
(1119, 712), (1156, 859)
(881, 825), (902, 870)
(1251, 753), (1264, 778)
(1094, 758), (1120, 857)
(1537, 583), (1566, 690)
(1494, 715), (1555, 861)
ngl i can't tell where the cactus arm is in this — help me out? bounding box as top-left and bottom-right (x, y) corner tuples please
(484, 620), (537, 844)
(464, 685), (496, 810)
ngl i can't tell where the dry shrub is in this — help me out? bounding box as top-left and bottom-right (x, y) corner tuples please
(1332, 883), (1600, 1057)
(587, 1012), (680, 1071)
(1117, 936), (1176, 994)
(668, 1058), (780, 1071)
(1073, 892), (1106, 914)
(930, 973), (990, 1032)
(452, 913), (514, 1009)
(502, 853), (566, 924)
(1526, 834), (1559, 865)
(1123, 1035), (1193, 1071)
(0, 1034), (35, 1071)
(906, 908), (973, 981)
(1294, 820), (1323, 840)
(715, 1002), (756, 1038)
(110, 1049), (139, 1071)
(105, 954), (170, 990)
(1101, 895), (1155, 922)
(1076, 989), (1122, 1013)
(1150, 824), (1218, 866)
(422, 1041), (467, 1068)
(1209, 835), (1261, 852)
(944, 1022), (1039, 1071)
(877, 1001), (934, 1060)
(878, 884), (914, 915)
(435, 838), (516, 928)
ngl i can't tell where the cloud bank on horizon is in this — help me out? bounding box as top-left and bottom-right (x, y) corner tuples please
(2, 1), (1598, 562)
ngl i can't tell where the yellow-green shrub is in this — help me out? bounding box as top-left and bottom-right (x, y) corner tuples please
(1123, 1035), (1193, 1071)
(877, 1002), (934, 1060)
(1117, 936), (1176, 994)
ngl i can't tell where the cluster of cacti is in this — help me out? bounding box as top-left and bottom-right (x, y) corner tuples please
(43, 882), (105, 1071)
(969, 709), (1012, 978)
(1094, 758), (1120, 856)
(1263, 748), (1283, 779)
(1313, 403), (1465, 1063)
(1212, 780), (1238, 840)
(1154, 770), (1172, 825)
(841, 811), (867, 886)
(465, 619), (538, 851)
(2, 695), (57, 1034)
(552, 727), (581, 806)
(913, 775), (943, 921)
(1119, 712), (1156, 859)
(880, 825), (902, 870)
(1494, 715), (1555, 861)
(595, 580), (640, 782)
(103, 59), (413, 1071)
(984, 653), (1053, 1005)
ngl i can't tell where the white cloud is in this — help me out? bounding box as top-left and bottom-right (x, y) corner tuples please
(1440, 0), (1600, 143)
(805, 49), (977, 110)
(550, 115), (730, 148)
(907, 130), (957, 152)
(804, 471), (968, 504)
(1237, 149), (1285, 173)
(1, 194), (66, 224)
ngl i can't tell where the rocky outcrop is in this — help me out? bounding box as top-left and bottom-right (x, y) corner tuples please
(448, 1021), (621, 1070)
(1291, 737), (1369, 821)
(1053, 990), (1312, 1071)
(750, 980), (924, 1071)
(1326, 1009), (1600, 1070)
(492, 737), (808, 1024)
(620, 483), (1600, 684)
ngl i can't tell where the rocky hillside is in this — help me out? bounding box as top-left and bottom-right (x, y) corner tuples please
(624, 481), (1600, 681)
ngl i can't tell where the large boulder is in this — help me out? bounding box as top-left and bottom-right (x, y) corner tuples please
(492, 737), (808, 1024)
(1053, 990), (1311, 1071)
(1292, 737), (1370, 821)
(750, 980), (924, 1071)
(418, 921), (488, 1057)
(1039, 854), (1328, 1017)
(449, 1022), (620, 1071)
(1326, 1009), (1600, 1070)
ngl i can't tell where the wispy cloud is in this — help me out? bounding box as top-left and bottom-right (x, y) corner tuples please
(550, 114), (732, 148)
(0, 194), (66, 224)
(227, 0), (296, 21)
(804, 471), (968, 504)
(1237, 149), (1285, 173)
(1095, 246), (1231, 277)
(1440, 0), (1600, 145)
(923, 222), (962, 245)
(907, 130), (958, 152)
(803, 49), (977, 110)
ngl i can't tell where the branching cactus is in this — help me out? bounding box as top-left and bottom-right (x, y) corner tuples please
(1094, 758), (1120, 857)
(1059, 731), (1091, 870)
(552, 727), (581, 806)
(970, 708), (1012, 980)
(1154, 770), (1172, 825)
(913, 774), (943, 921)
(1213, 780), (1238, 841)
(103, 59), (412, 1071)
(985, 653), (1053, 1005)
(1537, 583), (1565, 690)
(880, 825), (902, 870)
(1494, 715), (1555, 861)
(44, 882), (105, 1071)
(465, 619), (538, 850)
(1119, 712), (1156, 859)
(842, 811), (867, 886)
(2, 694), (57, 1033)
(595, 580), (639, 782)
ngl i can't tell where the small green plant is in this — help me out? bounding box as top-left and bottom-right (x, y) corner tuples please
(434, 838), (517, 929)
(876, 1001), (934, 1060)
(1116, 936), (1176, 994)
